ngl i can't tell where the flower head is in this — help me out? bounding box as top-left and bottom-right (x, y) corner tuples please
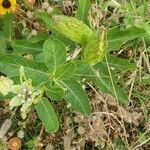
(0, 76), (13, 95)
(7, 137), (22, 150)
(9, 80), (41, 119)
(0, 0), (16, 15)
(9, 66), (43, 119)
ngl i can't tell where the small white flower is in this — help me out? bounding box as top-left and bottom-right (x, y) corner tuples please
(23, 88), (27, 92)
(22, 94), (26, 98)
(28, 91), (32, 95)
(47, 7), (53, 14)
(0, 76), (13, 96)
(27, 98), (32, 102)
(18, 94), (22, 97)
(31, 29), (37, 36)
(26, 11), (33, 19)
(17, 130), (24, 139)
(21, 100), (25, 103)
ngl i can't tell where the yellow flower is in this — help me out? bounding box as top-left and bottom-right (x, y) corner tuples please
(0, 0), (16, 15)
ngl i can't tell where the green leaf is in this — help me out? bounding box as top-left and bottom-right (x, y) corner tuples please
(94, 62), (117, 81)
(45, 84), (64, 101)
(84, 29), (107, 66)
(43, 39), (66, 72)
(76, 0), (91, 25)
(0, 54), (49, 85)
(60, 78), (91, 116)
(3, 13), (13, 41)
(75, 61), (129, 105)
(35, 52), (45, 62)
(12, 40), (43, 55)
(53, 15), (93, 45)
(35, 97), (59, 133)
(54, 62), (76, 80)
(108, 26), (147, 51)
(102, 55), (137, 71)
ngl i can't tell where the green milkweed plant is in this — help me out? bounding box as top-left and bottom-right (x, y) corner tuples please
(0, 1), (146, 133)
(0, 14), (107, 132)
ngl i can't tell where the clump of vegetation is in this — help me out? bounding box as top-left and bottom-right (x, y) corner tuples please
(0, 0), (149, 149)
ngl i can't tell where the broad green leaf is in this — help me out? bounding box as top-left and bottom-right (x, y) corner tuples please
(102, 55), (137, 71)
(35, 97), (59, 133)
(94, 62), (117, 81)
(12, 40), (43, 55)
(3, 13), (13, 41)
(0, 54), (49, 85)
(75, 61), (129, 105)
(45, 84), (64, 101)
(53, 15), (93, 45)
(35, 52), (45, 62)
(43, 39), (66, 72)
(54, 62), (76, 80)
(76, 0), (91, 25)
(60, 78), (91, 116)
(84, 29), (107, 66)
(108, 26), (147, 51)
